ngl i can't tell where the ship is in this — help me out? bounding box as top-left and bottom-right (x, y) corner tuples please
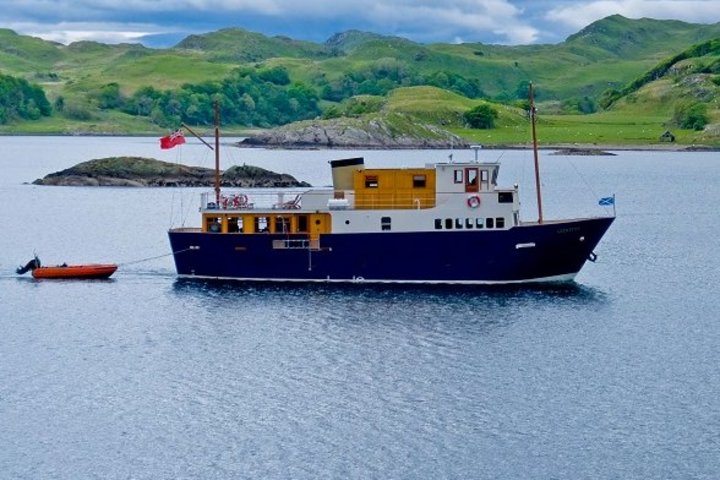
(168, 91), (614, 285)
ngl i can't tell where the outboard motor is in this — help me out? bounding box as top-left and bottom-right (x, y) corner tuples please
(16, 256), (41, 275)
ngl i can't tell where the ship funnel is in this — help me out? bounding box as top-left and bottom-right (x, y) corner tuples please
(330, 157), (364, 191)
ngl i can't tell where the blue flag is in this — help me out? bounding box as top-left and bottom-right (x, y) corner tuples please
(598, 196), (615, 206)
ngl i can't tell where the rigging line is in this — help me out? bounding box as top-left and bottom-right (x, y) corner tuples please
(117, 248), (194, 267)
(168, 188), (176, 229)
(566, 157), (600, 201)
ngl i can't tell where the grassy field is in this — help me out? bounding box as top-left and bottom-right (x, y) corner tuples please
(454, 111), (714, 146)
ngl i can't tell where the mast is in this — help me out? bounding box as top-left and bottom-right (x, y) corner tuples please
(214, 100), (221, 205)
(529, 82), (544, 224)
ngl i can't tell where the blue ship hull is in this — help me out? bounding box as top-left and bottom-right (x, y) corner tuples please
(168, 216), (614, 284)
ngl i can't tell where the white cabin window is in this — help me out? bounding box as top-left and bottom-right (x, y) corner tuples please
(496, 217), (505, 228)
(465, 218), (474, 229)
(445, 218), (453, 229)
(486, 218), (495, 229)
(476, 218), (484, 229)
(381, 216), (391, 231)
(434, 219), (442, 230)
(255, 216), (269, 233)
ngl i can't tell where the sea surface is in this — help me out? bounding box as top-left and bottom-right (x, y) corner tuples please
(1, 136), (719, 479)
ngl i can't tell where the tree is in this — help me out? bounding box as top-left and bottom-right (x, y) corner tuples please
(0, 73), (52, 123)
(672, 102), (708, 131)
(464, 104), (499, 129)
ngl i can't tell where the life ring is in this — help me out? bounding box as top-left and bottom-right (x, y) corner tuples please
(232, 193), (248, 208)
(467, 195), (481, 208)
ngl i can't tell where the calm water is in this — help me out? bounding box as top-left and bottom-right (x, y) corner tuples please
(1, 137), (719, 479)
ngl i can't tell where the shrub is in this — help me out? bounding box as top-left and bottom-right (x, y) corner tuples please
(463, 104), (499, 129)
(62, 101), (94, 121)
(672, 102), (708, 131)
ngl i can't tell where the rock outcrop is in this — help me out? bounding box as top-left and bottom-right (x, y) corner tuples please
(241, 114), (468, 149)
(32, 157), (310, 187)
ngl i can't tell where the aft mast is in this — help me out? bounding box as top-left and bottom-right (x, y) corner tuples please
(214, 100), (221, 205)
(529, 82), (544, 224)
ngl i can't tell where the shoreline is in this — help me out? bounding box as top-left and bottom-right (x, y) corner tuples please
(2, 132), (718, 151)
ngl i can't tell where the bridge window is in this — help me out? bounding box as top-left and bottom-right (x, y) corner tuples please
(365, 175), (379, 188)
(381, 216), (392, 231)
(413, 175), (427, 188)
(454, 169), (463, 184)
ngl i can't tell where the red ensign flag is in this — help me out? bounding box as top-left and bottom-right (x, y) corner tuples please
(160, 130), (186, 149)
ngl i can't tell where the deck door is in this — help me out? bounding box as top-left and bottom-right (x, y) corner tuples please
(465, 167), (479, 193)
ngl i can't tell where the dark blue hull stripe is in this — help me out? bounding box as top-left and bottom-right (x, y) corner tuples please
(168, 217), (613, 284)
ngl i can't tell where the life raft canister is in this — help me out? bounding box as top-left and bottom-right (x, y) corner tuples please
(467, 195), (481, 208)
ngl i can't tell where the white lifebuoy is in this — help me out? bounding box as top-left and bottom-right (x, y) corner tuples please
(231, 193), (248, 208)
(467, 195), (481, 208)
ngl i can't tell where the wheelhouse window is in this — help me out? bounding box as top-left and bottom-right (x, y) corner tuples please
(498, 192), (514, 203)
(454, 169), (463, 184)
(381, 216), (392, 231)
(365, 175), (379, 188)
(413, 175), (427, 188)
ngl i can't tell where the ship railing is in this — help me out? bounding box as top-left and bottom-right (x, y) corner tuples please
(352, 192), (435, 210)
(199, 189), (436, 211)
(200, 189), (315, 212)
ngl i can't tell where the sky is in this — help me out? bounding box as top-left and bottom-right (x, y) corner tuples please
(3, 0), (720, 47)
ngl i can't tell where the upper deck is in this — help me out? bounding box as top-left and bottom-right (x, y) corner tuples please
(195, 156), (520, 235)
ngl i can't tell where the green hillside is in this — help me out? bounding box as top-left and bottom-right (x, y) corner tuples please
(1, 16), (720, 144)
(175, 28), (330, 62)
